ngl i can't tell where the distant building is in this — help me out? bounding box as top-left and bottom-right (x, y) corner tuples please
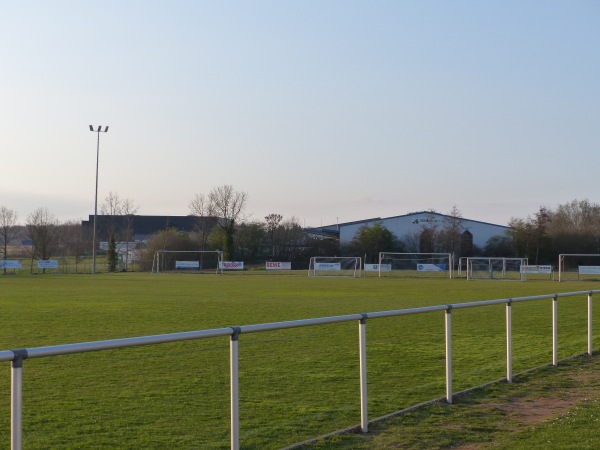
(81, 215), (215, 241)
(305, 211), (510, 251)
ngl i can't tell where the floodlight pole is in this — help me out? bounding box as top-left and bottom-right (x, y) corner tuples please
(89, 125), (109, 274)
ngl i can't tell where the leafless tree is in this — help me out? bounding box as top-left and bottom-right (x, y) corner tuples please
(206, 185), (248, 259)
(439, 205), (465, 256)
(265, 213), (283, 258)
(121, 198), (139, 270)
(189, 193), (217, 250)
(26, 207), (59, 272)
(100, 192), (138, 269)
(58, 220), (85, 272)
(0, 206), (19, 274)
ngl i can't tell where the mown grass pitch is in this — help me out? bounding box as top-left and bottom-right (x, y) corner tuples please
(0, 273), (598, 449)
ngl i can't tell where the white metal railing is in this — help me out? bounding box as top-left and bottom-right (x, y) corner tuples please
(1, 289), (598, 450)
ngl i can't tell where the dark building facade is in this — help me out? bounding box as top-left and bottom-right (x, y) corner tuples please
(81, 215), (200, 241)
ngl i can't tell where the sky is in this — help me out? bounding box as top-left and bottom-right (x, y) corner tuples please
(1, 1), (599, 228)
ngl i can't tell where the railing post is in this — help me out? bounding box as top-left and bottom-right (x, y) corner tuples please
(506, 300), (513, 383)
(588, 292), (593, 356)
(230, 328), (241, 450)
(445, 306), (452, 404)
(552, 295), (558, 366)
(359, 314), (368, 433)
(11, 350), (27, 450)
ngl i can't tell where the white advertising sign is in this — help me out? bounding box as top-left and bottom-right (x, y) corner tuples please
(221, 261), (244, 270)
(417, 263), (445, 272)
(0, 260), (22, 269)
(364, 264), (392, 272)
(176, 261), (200, 269)
(520, 265), (552, 274)
(38, 260), (59, 269)
(579, 266), (600, 275)
(315, 262), (341, 271)
(266, 262), (291, 270)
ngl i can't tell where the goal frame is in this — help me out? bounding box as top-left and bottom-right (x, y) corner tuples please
(466, 257), (528, 281)
(308, 256), (362, 278)
(151, 250), (223, 275)
(377, 252), (453, 279)
(558, 253), (600, 282)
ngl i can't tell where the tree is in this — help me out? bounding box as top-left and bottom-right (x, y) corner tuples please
(121, 198), (139, 271)
(107, 232), (118, 272)
(235, 221), (267, 261)
(204, 185), (248, 259)
(26, 207), (59, 272)
(189, 193), (218, 250)
(265, 213), (283, 258)
(275, 217), (305, 261)
(0, 206), (18, 275)
(439, 206), (465, 256)
(100, 192), (138, 270)
(58, 220), (86, 273)
(350, 222), (397, 263)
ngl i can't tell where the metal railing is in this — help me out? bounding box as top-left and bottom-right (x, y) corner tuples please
(1, 289), (598, 450)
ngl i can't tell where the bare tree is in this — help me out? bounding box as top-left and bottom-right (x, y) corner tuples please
(265, 213), (283, 258)
(121, 198), (139, 270)
(0, 206), (18, 274)
(439, 205), (465, 256)
(100, 192), (138, 270)
(58, 220), (85, 273)
(26, 207), (59, 272)
(189, 193), (217, 250)
(207, 185), (248, 259)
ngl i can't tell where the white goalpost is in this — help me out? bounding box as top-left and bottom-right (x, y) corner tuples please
(558, 254), (600, 282)
(466, 257), (528, 281)
(308, 256), (362, 278)
(151, 250), (223, 274)
(377, 252), (453, 279)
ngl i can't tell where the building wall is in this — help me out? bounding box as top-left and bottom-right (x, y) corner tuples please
(339, 212), (509, 249)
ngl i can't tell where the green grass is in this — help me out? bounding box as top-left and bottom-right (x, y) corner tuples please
(301, 351), (600, 449)
(0, 273), (598, 448)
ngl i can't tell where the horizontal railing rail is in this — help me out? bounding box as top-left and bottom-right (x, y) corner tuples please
(2, 289), (599, 450)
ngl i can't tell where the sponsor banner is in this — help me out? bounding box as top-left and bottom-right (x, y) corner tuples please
(417, 263), (446, 272)
(38, 260), (59, 269)
(176, 261), (200, 269)
(315, 262), (341, 271)
(220, 261), (244, 270)
(579, 266), (600, 275)
(364, 264), (392, 272)
(520, 265), (552, 274)
(0, 260), (22, 269)
(266, 262), (291, 270)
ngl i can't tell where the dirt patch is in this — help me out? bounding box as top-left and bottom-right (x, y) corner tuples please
(488, 396), (581, 425)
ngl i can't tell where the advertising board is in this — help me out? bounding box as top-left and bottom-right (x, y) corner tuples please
(266, 262), (291, 270)
(175, 261), (200, 269)
(38, 260), (59, 269)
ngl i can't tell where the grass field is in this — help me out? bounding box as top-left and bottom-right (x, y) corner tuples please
(0, 273), (598, 449)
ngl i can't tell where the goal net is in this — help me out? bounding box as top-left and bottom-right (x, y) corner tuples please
(152, 250), (223, 274)
(466, 257), (528, 281)
(308, 256), (362, 278)
(377, 253), (453, 278)
(558, 254), (600, 282)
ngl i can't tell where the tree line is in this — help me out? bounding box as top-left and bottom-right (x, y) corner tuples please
(2, 192), (600, 272)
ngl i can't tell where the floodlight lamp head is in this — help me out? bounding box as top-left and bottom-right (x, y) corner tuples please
(104, 126), (109, 132)
(89, 125), (94, 131)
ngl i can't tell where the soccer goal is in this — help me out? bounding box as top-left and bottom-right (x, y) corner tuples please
(558, 254), (600, 282)
(466, 257), (528, 281)
(308, 256), (362, 278)
(377, 253), (453, 279)
(151, 250), (223, 274)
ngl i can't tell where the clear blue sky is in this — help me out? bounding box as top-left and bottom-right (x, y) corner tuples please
(1, 1), (598, 228)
